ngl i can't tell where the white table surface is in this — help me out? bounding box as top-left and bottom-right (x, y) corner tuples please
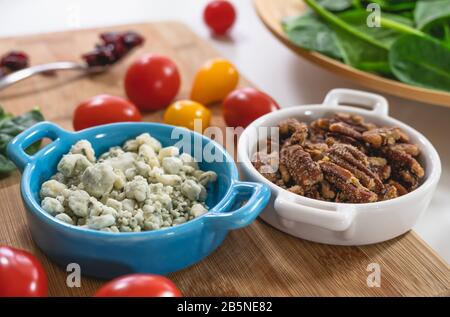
(1, 0), (449, 263)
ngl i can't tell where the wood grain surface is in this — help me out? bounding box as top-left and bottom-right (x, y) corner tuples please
(0, 22), (449, 297)
(253, 0), (450, 107)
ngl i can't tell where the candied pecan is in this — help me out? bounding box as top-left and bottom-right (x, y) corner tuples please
(309, 126), (327, 143)
(310, 118), (330, 130)
(288, 185), (304, 195)
(334, 113), (377, 132)
(319, 180), (336, 200)
(279, 119), (308, 146)
(335, 113), (364, 124)
(279, 118), (301, 135)
(251, 152), (279, 183)
(383, 147), (424, 179)
(280, 144), (323, 189)
(326, 133), (368, 153)
(252, 113), (424, 204)
(319, 161), (377, 203)
(290, 130), (308, 145)
(382, 184), (398, 200)
(329, 122), (363, 140)
(276, 179), (287, 189)
(368, 157), (391, 180)
(387, 180), (408, 196)
(325, 144), (384, 193)
(279, 162), (291, 184)
(398, 170), (420, 189)
(303, 141), (328, 161)
(335, 192), (347, 203)
(390, 143), (420, 157)
(368, 156), (387, 166)
(362, 127), (408, 148)
(305, 186), (322, 200)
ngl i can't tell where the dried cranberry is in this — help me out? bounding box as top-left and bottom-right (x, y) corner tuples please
(0, 51), (29, 71)
(100, 32), (123, 45)
(97, 45), (117, 64)
(122, 31), (144, 48)
(82, 51), (102, 67)
(83, 31), (144, 68)
(110, 42), (127, 59)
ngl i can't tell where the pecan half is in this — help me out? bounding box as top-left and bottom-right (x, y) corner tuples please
(383, 147), (425, 179)
(305, 186), (322, 200)
(325, 144), (384, 193)
(280, 144), (323, 189)
(326, 133), (368, 153)
(303, 141), (328, 161)
(309, 126), (327, 143)
(362, 127), (409, 148)
(390, 143), (420, 157)
(279, 119), (308, 145)
(287, 185), (304, 195)
(368, 157), (391, 180)
(252, 152), (279, 183)
(387, 180), (408, 196)
(329, 122), (363, 140)
(310, 118), (330, 131)
(279, 162), (291, 184)
(319, 161), (377, 203)
(319, 180), (336, 200)
(382, 184), (399, 201)
(334, 113), (377, 132)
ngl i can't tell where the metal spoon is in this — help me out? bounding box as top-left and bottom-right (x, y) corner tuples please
(0, 61), (107, 91)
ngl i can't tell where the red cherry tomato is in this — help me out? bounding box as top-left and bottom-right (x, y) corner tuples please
(73, 94), (142, 131)
(125, 54), (181, 111)
(0, 246), (48, 297)
(223, 87), (280, 128)
(94, 274), (182, 297)
(203, 0), (236, 35)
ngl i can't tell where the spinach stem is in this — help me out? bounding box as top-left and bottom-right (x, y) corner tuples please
(444, 23), (450, 42)
(304, 0), (387, 49)
(380, 17), (425, 37)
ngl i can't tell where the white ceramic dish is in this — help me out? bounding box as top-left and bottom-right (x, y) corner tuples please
(238, 89), (442, 245)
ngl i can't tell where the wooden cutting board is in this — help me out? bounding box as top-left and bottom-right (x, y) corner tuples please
(253, 0), (450, 107)
(0, 22), (449, 297)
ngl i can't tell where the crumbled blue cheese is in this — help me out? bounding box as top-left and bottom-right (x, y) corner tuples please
(39, 134), (217, 232)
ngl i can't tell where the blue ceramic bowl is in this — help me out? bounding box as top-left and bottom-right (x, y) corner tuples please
(7, 122), (270, 279)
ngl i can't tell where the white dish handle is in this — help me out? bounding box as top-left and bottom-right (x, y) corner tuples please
(323, 89), (389, 116)
(274, 195), (355, 232)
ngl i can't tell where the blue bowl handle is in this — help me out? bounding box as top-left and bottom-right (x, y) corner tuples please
(7, 121), (72, 172)
(204, 181), (271, 230)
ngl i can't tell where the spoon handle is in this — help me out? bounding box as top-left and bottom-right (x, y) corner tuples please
(0, 61), (87, 91)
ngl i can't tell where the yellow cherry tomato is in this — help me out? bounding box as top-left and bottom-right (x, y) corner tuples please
(190, 58), (239, 105)
(163, 100), (211, 132)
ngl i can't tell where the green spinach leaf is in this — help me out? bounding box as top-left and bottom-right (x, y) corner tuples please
(0, 154), (16, 174)
(415, 0), (450, 42)
(389, 34), (450, 91)
(333, 28), (392, 74)
(283, 13), (343, 59)
(339, 9), (414, 47)
(304, 1), (392, 74)
(0, 107), (45, 175)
